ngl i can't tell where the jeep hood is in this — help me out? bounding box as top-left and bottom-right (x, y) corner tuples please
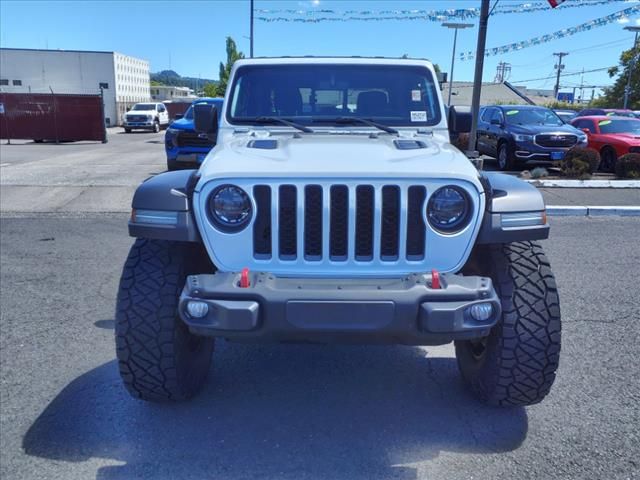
(197, 131), (482, 189)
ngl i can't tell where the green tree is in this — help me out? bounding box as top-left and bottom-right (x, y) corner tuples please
(217, 37), (245, 96)
(202, 82), (218, 98)
(597, 44), (639, 110)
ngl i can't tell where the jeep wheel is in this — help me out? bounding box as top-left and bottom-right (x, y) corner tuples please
(153, 120), (160, 133)
(116, 239), (214, 402)
(600, 147), (617, 173)
(497, 142), (515, 171)
(455, 241), (561, 406)
(124, 128), (131, 133)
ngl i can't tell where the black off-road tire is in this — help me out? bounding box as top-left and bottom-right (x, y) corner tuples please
(153, 120), (160, 133)
(124, 128), (131, 133)
(115, 238), (215, 402)
(455, 241), (561, 407)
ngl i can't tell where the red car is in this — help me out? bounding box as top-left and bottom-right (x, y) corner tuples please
(570, 116), (640, 171)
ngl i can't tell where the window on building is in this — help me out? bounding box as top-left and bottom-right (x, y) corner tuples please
(99, 82), (109, 89)
(12, 80), (22, 86)
(0, 79), (8, 86)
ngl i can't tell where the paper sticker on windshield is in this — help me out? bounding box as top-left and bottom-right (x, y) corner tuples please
(411, 111), (427, 122)
(598, 120), (612, 126)
(411, 90), (421, 102)
(506, 110), (519, 116)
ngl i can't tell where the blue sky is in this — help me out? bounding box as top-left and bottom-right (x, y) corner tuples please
(1, 0), (638, 96)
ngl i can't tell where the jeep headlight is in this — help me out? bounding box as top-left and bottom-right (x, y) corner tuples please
(208, 185), (252, 231)
(514, 134), (534, 142)
(427, 186), (472, 234)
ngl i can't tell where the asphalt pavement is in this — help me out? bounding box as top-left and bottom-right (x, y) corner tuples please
(1, 214), (638, 480)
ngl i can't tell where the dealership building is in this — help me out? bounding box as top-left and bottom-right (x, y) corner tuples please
(0, 47), (151, 126)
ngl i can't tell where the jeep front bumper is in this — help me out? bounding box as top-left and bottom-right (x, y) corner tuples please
(178, 272), (501, 345)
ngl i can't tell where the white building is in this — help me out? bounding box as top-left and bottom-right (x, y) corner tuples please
(150, 85), (197, 102)
(0, 48), (151, 126)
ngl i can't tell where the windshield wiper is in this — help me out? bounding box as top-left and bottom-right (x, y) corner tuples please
(319, 117), (399, 135)
(253, 116), (313, 133)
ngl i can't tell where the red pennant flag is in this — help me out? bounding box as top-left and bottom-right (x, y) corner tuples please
(548, 0), (566, 7)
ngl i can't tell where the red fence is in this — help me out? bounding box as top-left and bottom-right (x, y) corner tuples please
(0, 93), (106, 143)
(164, 102), (190, 121)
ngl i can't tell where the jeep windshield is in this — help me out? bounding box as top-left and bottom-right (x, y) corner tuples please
(226, 64), (442, 128)
(504, 108), (563, 126)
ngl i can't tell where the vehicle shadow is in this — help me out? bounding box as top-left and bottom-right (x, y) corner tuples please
(23, 343), (528, 480)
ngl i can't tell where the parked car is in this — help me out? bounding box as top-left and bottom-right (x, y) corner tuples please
(123, 103), (170, 133)
(164, 97), (224, 171)
(570, 116), (640, 171)
(476, 105), (587, 170)
(576, 108), (636, 118)
(119, 57), (561, 407)
(553, 109), (578, 123)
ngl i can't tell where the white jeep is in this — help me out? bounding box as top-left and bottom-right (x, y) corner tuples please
(123, 102), (169, 133)
(117, 58), (561, 406)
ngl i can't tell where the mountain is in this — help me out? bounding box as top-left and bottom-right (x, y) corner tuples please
(150, 70), (217, 91)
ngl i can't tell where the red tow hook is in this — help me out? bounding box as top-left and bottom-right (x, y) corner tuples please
(431, 269), (441, 289)
(240, 268), (250, 288)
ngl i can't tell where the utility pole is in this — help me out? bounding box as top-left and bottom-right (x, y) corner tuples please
(250, 0), (254, 58)
(579, 68), (584, 104)
(553, 52), (568, 100)
(494, 61), (511, 83)
(623, 26), (640, 109)
(467, 0), (490, 154)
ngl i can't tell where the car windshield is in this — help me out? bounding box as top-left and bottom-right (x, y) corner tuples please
(227, 64), (442, 127)
(606, 111), (636, 118)
(184, 101), (223, 120)
(503, 108), (563, 126)
(598, 118), (640, 134)
(132, 104), (156, 111)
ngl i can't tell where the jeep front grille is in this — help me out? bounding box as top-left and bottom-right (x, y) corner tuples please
(252, 183), (427, 262)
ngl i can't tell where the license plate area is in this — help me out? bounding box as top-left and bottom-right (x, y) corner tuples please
(550, 151), (565, 160)
(286, 301), (395, 330)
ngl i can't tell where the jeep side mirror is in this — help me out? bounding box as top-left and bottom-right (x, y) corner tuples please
(174, 113), (184, 120)
(194, 104), (219, 137)
(448, 106), (471, 134)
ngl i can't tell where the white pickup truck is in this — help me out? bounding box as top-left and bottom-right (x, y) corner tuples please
(123, 102), (170, 133)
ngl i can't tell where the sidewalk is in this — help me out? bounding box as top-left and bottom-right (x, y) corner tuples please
(539, 188), (640, 207)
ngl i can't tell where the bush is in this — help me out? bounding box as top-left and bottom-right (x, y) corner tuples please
(451, 133), (470, 151)
(530, 167), (549, 179)
(615, 153), (640, 179)
(560, 147), (601, 178)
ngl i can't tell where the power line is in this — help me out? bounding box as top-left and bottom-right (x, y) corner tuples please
(510, 66), (613, 83)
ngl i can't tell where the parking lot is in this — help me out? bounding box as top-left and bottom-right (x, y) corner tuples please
(1, 134), (639, 480)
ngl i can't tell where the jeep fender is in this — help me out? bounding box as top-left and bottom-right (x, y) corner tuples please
(128, 170), (202, 242)
(476, 172), (549, 244)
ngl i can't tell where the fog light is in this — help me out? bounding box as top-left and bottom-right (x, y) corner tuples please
(466, 303), (494, 322)
(187, 301), (209, 318)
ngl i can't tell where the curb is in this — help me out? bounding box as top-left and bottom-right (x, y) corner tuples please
(547, 205), (640, 217)
(527, 179), (640, 188)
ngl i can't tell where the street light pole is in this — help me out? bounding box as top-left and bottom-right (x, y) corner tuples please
(250, 0), (254, 58)
(442, 22), (474, 107)
(467, 0), (490, 153)
(623, 26), (640, 109)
